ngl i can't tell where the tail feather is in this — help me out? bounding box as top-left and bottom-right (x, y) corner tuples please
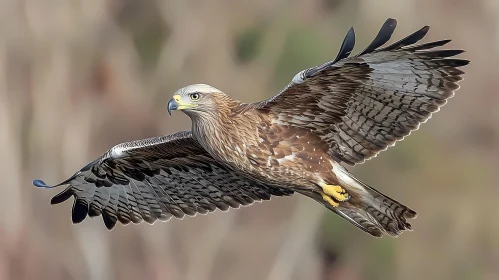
(331, 205), (385, 237)
(333, 165), (416, 237)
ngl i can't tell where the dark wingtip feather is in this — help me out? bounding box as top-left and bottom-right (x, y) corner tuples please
(103, 214), (117, 230)
(50, 188), (74, 204)
(72, 199), (89, 224)
(456, 59), (470, 67)
(380, 25), (430, 51)
(436, 58), (470, 67)
(358, 18), (398, 56)
(403, 39), (451, 51)
(417, 49), (465, 58)
(332, 27), (356, 64)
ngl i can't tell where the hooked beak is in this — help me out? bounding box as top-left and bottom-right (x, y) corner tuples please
(167, 98), (179, 116)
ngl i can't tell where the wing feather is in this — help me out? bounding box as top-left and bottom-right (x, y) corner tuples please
(332, 27), (356, 64)
(256, 18), (469, 165)
(358, 18), (397, 55)
(34, 131), (293, 229)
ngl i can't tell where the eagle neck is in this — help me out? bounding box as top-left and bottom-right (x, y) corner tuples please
(191, 101), (256, 165)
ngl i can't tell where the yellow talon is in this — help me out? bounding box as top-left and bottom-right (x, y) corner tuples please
(321, 184), (350, 202)
(321, 192), (339, 207)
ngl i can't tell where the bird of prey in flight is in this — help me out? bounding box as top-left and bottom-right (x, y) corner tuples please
(34, 18), (468, 237)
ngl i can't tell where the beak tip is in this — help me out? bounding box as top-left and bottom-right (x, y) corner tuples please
(167, 98), (178, 116)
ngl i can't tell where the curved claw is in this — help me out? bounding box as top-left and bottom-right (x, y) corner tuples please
(342, 192), (352, 202)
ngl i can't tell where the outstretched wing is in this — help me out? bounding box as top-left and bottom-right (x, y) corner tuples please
(34, 131), (293, 229)
(256, 18), (469, 165)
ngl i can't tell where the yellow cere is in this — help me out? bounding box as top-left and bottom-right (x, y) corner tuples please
(173, 94), (197, 109)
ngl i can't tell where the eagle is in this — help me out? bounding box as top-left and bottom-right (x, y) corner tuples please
(34, 18), (468, 237)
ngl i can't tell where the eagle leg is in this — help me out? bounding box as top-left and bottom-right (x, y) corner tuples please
(321, 184), (351, 204)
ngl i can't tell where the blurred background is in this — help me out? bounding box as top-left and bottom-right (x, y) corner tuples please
(0, 0), (497, 279)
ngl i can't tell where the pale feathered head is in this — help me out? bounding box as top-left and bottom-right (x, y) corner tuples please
(167, 84), (233, 118)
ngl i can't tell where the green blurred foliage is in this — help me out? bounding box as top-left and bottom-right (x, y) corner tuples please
(274, 27), (331, 87)
(235, 24), (267, 64)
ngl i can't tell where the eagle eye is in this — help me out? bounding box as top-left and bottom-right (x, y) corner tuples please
(189, 92), (200, 100)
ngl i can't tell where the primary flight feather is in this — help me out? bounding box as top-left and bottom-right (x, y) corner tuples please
(34, 18), (468, 237)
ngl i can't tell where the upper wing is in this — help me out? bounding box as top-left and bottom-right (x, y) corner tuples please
(255, 18), (469, 165)
(34, 131), (293, 229)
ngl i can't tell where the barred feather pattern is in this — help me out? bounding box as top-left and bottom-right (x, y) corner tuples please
(34, 131), (293, 229)
(257, 18), (469, 165)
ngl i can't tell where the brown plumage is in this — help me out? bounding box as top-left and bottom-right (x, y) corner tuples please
(35, 18), (468, 237)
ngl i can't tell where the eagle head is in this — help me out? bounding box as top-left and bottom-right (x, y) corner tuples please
(167, 84), (229, 117)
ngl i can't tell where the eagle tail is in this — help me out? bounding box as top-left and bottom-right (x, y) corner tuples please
(300, 163), (417, 237)
(327, 164), (417, 237)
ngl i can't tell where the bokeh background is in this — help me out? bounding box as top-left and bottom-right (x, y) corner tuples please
(0, 0), (497, 279)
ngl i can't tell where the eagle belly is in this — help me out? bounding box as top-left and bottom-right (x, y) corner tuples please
(228, 122), (337, 190)
(255, 124), (337, 188)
